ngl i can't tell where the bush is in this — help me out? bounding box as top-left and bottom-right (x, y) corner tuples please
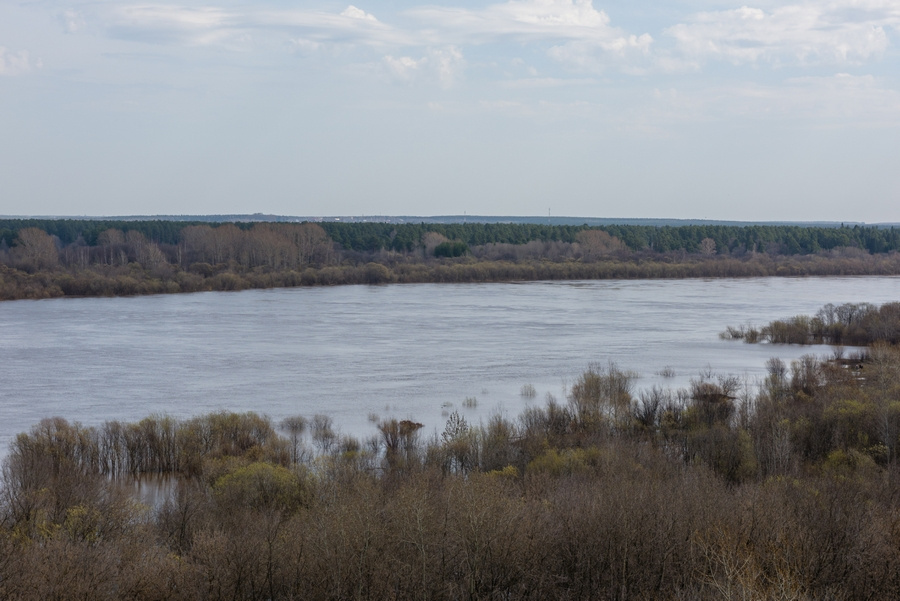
(213, 462), (306, 513)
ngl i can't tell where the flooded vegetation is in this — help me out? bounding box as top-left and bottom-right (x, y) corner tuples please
(724, 301), (900, 345)
(4, 349), (900, 599)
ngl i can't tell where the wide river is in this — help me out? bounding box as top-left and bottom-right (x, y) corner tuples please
(2, 277), (899, 453)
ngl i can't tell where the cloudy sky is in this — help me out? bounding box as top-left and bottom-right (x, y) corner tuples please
(2, 0), (899, 221)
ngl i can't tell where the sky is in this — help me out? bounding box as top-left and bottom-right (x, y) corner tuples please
(1, 0), (899, 222)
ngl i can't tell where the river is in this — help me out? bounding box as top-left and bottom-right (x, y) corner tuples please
(1, 277), (898, 453)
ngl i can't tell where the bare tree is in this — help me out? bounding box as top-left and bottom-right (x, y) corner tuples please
(311, 414), (336, 454)
(287, 223), (331, 267)
(14, 228), (58, 271)
(700, 237), (717, 256)
(575, 229), (626, 260)
(279, 416), (307, 464)
(97, 229), (125, 265)
(422, 232), (449, 257)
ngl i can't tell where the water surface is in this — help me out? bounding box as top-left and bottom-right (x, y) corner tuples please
(2, 277), (898, 451)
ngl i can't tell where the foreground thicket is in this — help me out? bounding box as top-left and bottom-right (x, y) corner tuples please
(2, 220), (900, 300)
(4, 348), (900, 600)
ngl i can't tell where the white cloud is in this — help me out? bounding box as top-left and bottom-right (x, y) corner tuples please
(61, 9), (86, 33)
(340, 6), (377, 22)
(383, 46), (465, 88)
(431, 46), (465, 87)
(289, 38), (321, 55)
(476, 0), (612, 31)
(383, 54), (427, 82)
(109, 5), (239, 46)
(667, 0), (900, 66)
(409, 0), (650, 43)
(406, 0), (653, 71)
(15, 0), (900, 85)
(115, 5), (232, 31)
(547, 34), (652, 72)
(0, 47), (35, 76)
(408, 0), (615, 40)
(106, 4), (407, 48)
(101, 0), (651, 61)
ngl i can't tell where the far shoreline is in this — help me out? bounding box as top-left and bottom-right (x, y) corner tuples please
(3, 253), (900, 302)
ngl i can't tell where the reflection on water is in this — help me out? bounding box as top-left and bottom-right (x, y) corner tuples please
(1, 277), (898, 456)
(125, 474), (181, 508)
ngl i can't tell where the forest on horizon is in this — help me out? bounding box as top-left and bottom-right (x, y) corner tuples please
(2, 219), (900, 300)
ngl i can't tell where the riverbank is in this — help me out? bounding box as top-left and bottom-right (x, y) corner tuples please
(4, 251), (900, 301)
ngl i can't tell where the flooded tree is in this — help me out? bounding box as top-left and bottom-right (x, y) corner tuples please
(3, 346), (900, 599)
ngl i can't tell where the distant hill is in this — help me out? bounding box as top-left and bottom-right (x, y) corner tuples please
(3, 214), (894, 228)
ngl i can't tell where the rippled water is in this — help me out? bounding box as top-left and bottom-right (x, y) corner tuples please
(2, 277), (898, 452)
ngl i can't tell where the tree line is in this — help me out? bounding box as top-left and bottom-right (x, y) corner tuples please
(3, 341), (900, 599)
(3, 219), (900, 255)
(3, 219), (900, 301)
